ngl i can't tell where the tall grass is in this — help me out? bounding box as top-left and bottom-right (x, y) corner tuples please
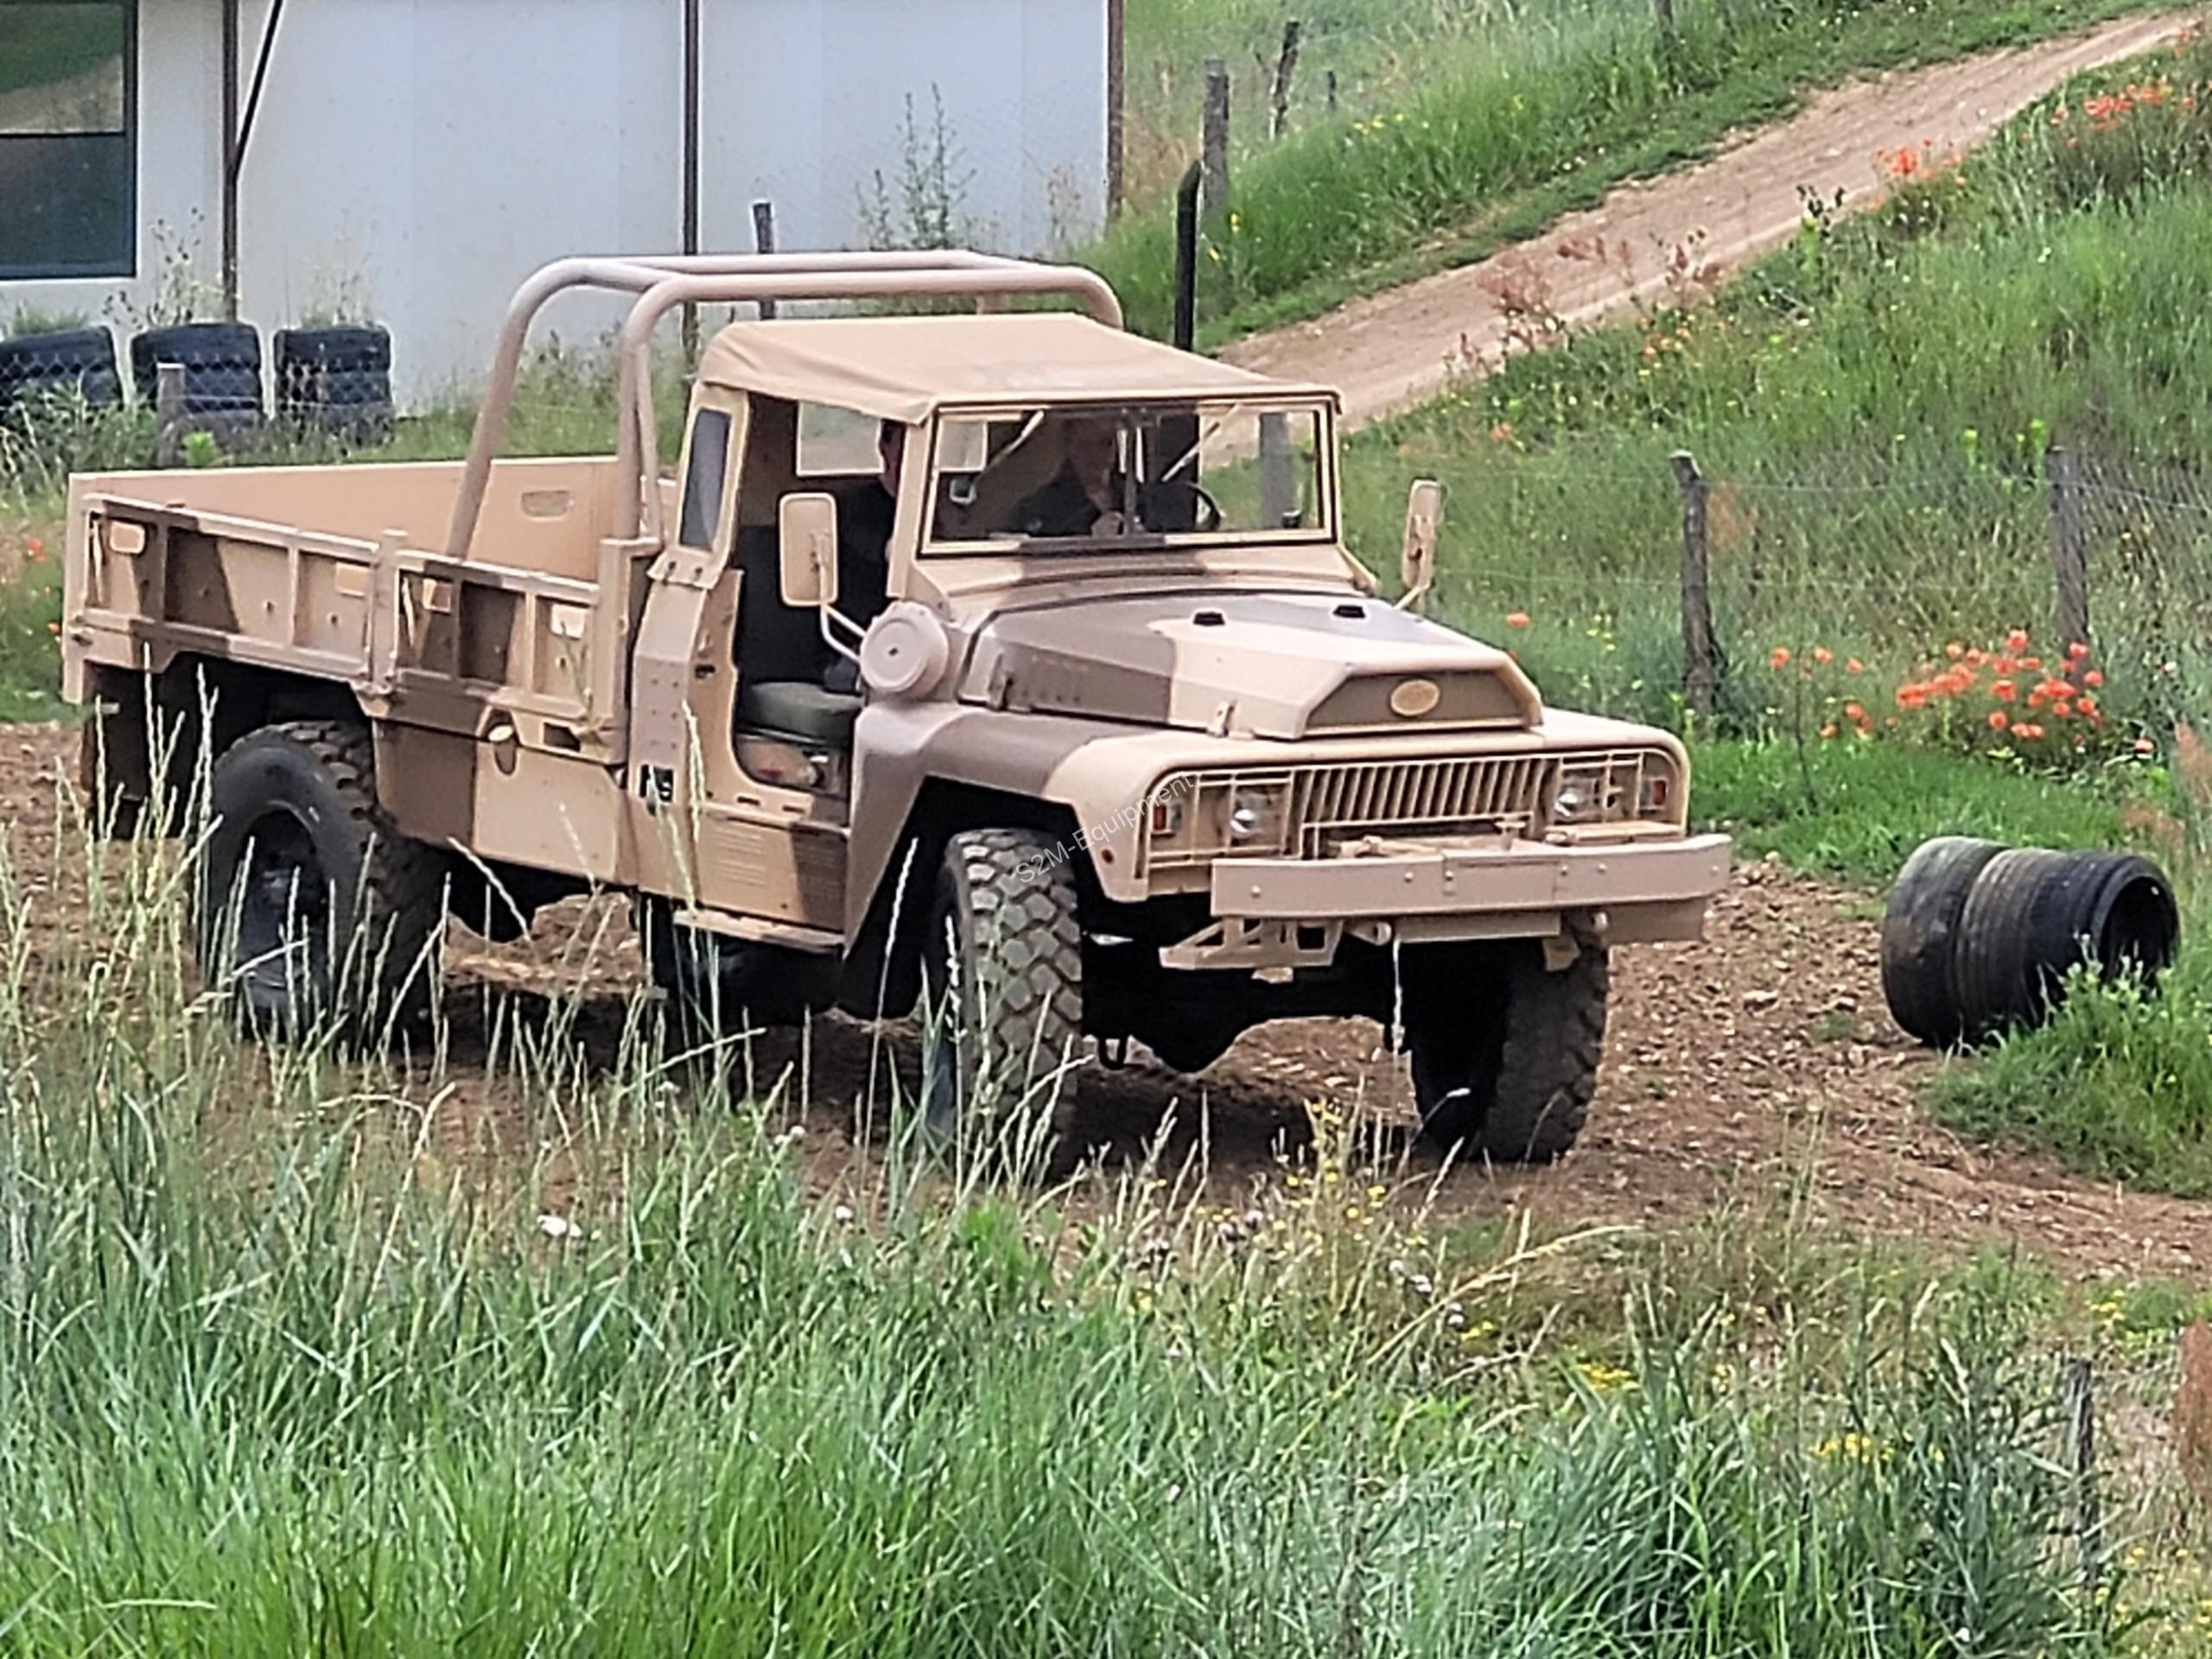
(0, 763), (2120, 1653)
(1096, 0), (2159, 342)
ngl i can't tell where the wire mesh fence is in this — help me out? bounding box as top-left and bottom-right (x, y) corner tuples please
(1402, 442), (2212, 740)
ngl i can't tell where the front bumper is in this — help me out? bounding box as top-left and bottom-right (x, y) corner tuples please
(1210, 830), (1732, 939)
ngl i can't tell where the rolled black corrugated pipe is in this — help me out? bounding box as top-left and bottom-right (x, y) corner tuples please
(1882, 840), (2180, 1046)
(1879, 835), (2005, 1046)
(274, 324), (393, 441)
(129, 321), (264, 418)
(0, 327), (122, 411)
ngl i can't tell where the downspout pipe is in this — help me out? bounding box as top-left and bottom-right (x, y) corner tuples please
(219, 0), (284, 319)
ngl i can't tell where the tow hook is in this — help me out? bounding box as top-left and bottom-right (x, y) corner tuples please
(1098, 1037), (1129, 1071)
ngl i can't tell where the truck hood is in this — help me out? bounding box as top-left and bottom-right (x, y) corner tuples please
(953, 590), (1542, 739)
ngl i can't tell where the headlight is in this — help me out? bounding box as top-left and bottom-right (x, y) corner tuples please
(1550, 752), (1680, 829)
(1145, 774), (1293, 867)
(1553, 775), (1599, 823)
(1227, 783), (1289, 852)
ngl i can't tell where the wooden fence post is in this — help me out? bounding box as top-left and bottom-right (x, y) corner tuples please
(2048, 446), (2090, 656)
(1671, 451), (1719, 718)
(2061, 1355), (2103, 1599)
(1270, 21), (1303, 139)
(154, 363), (188, 467)
(1202, 58), (1231, 233)
(751, 200), (779, 320)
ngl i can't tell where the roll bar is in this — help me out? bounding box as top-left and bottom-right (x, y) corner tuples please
(443, 252), (1126, 557)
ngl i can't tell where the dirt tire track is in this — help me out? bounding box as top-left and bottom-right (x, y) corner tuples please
(1224, 12), (2189, 429)
(1, 727), (2198, 1279)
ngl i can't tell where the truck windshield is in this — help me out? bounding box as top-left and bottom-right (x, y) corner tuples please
(923, 401), (1330, 553)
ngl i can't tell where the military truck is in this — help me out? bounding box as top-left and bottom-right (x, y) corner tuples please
(60, 251), (1729, 1161)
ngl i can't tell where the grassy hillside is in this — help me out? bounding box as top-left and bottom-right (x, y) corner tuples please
(1344, 29), (2212, 739)
(1097, 0), (2164, 342)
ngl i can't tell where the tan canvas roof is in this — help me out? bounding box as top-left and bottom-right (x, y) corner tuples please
(696, 312), (1333, 423)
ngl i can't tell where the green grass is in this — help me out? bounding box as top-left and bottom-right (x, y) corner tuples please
(0, 796), (2131, 1654)
(1344, 29), (2212, 743)
(1689, 737), (2139, 887)
(0, 554), (63, 721)
(1096, 0), (2166, 345)
(1929, 944), (2212, 1197)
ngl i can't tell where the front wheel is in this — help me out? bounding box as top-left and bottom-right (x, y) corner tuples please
(196, 721), (450, 1039)
(1404, 939), (1608, 1163)
(918, 828), (1090, 1165)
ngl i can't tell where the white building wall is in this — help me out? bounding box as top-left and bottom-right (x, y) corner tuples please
(3, 0), (1106, 405)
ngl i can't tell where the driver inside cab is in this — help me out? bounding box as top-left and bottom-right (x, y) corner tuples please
(1005, 416), (1128, 537)
(939, 412), (1134, 541)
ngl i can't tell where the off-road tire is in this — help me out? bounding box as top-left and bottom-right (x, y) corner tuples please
(1409, 941), (1608, 1163)
(918, 828), (1089, 1162)
(197, 720), (449, 1039)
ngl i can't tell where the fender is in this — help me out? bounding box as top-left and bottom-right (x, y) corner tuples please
(844, 701), (1191, 934)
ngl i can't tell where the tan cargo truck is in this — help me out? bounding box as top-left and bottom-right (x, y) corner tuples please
(61, 251), (1729, 1161)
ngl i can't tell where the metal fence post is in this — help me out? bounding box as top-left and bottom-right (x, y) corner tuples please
(1655, 0), (1677, 45)
(751, 200), (779, 321)
(1202, 59), (1232, 233)
(2048, 446), (2090, 655)
(1670, 451), (1719, 718)
(1270, 21), (1303, 140)
(2061, 1355), (2103, 1599)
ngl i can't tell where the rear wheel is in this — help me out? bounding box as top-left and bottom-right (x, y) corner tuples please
(918, 828), (1090, 1164)
(1405, 939), (1608, 1163)
(196, 721), (449, 1038)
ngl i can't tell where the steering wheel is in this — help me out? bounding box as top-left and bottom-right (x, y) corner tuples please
(1140, 480), (1224, 533)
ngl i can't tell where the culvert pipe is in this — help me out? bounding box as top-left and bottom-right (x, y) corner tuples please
(1881, 838), (2181, 1046)
(1878, 836), (2005, 1046)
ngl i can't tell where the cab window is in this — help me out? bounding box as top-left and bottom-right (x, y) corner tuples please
(677, 407), (733, 550)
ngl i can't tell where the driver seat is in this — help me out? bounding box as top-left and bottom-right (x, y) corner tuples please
(738, 680), (860, 747)
(733, 524), (861, 747)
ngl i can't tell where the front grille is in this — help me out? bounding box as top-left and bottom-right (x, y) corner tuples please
(1287, 754), (1554, 855)
(1146, 754), (1559, 872)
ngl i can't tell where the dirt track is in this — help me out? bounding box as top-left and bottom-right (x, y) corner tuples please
(1224, 12), (2190, 428)
(3, 725), (2200, 1281)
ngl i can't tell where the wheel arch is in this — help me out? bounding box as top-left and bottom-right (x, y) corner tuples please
(79, 652), (366, 832)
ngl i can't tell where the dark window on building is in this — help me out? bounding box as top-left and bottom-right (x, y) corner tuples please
(680, 408), (733, 550)
(0, 1), (135, 279)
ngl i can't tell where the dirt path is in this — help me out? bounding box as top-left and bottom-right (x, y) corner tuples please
(1224, 12), (2190, 428)
(3, 726), (2199, 1282)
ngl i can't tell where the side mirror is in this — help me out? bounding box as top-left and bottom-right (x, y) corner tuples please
(1397, 479), (1440, 612)
(778, 492), (840, 609)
